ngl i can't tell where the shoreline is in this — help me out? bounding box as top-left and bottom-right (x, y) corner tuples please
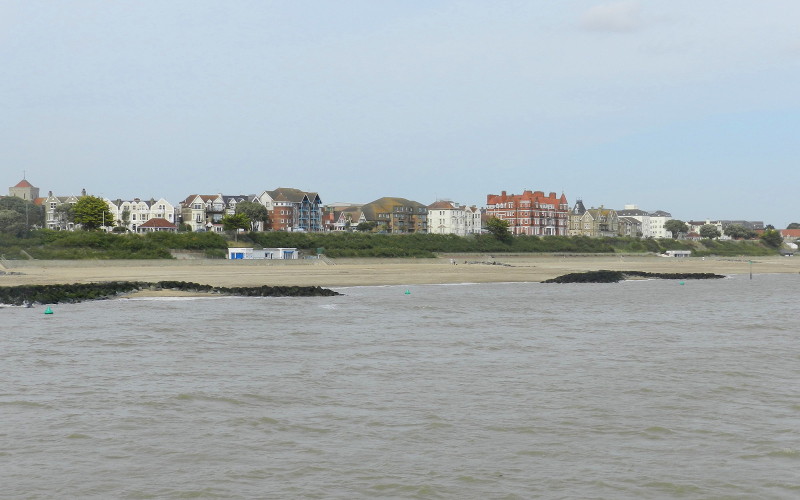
(2, 254), (798, 291)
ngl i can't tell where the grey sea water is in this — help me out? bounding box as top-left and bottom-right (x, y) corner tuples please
(2, 274), (799, 499)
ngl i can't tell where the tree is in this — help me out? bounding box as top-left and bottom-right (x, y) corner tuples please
(235, 201), (270, 231)
(699, 224), (721, 239)
(0, 196), (44, 230)
(759, 228), (783, 248)
(72, 195), (115, 231)
(356, 221), (377, 232)
(724, 224), (756, 240)
(120, 207), (131, 230)
(221, 213), (251, 241)
(664, 219), (688, 239)
(0, 209), (26, 236)
(787, 222), (800, 229)
(485, 217), (511, 242)
(54, 203), (74, 229)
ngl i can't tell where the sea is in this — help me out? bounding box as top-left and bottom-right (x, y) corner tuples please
(2, 273), (799, 499)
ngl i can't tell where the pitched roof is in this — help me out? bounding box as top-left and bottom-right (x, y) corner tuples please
(427, 200), (456, 210)
(45, 194), (79, 204)
(14, 179), (34, 188)
(361, 197), (426, 220)
(138, 217), (177, 229)
(586, 207), (616, 217)
(617, 208), (649, 216)
(266, 188), (320, 203)
(222, 195), (253, 204)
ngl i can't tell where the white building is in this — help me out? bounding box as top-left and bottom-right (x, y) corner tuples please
(617, 205), (672, 238)
(664, 250), (691, 257)
(426, 200), (482, 236)
(687, 220), (728, 239)
(227, 247), (299, 259)
(649, 210), (673, 239)
(105, 197), (176, 232)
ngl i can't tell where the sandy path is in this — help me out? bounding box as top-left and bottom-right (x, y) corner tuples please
(2, 254), (798, 288)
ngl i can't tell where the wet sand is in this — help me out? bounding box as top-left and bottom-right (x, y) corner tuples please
(2, 254), (798, 290)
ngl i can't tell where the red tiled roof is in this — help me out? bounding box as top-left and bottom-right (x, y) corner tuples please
(14, 179), (33, 188)
(428, 200), (455, 210)
(139, 217), (177, 228)
(780, 229), (800, 237)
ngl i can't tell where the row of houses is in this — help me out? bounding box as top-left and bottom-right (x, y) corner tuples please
(7, 177), (772, 239)
(569, 201), (674, 239)
(178, 189), (324, 233)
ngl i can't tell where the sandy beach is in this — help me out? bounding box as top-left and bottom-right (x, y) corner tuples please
(2, 254), (798, 290)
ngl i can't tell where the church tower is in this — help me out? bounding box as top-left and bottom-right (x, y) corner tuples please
(9, 176), (40, 201)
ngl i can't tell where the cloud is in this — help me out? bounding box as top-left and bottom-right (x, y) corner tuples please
(580, 1), (643, 33)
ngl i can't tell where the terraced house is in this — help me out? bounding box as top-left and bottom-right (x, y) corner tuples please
(179, 194), (250, 232)
(326, 203), (365, 231)
(568, 200), (619, 237)
(486, 190), (569, 236)
(426, 200), (482, 236)
(41, 190), (83, 231)
(105, 197), (175, 232)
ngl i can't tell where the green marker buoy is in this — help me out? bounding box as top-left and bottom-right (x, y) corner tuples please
(679, 281), (685, 285)
(405, 289), (411, 295)
(44, 306), (53, 314)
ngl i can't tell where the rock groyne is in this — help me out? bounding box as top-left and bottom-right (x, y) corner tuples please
(542, 270), (725, 283)
(0, 281), (340, 306)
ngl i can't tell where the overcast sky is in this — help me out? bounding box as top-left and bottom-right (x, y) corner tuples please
(3, 1), (799, 226)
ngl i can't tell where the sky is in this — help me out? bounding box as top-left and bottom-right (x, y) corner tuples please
(2, 0), (799, 227)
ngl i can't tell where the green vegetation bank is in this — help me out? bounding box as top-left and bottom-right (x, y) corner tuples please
(0, 229), (781, 260)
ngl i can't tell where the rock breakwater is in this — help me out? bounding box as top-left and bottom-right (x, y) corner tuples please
(542, 270), (725, 283)
(0, 281), (340, 306)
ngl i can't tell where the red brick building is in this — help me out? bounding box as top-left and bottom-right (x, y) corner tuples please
(486, 190), (569, 236)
